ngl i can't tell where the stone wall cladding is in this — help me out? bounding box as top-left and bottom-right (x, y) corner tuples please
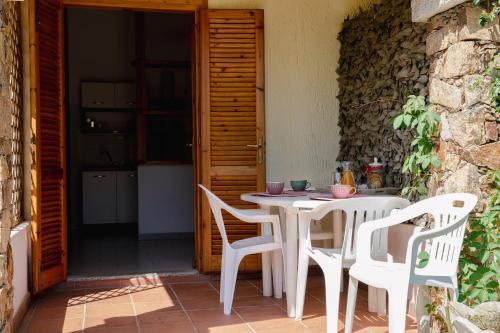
(427, 3), (499, 212)
(337, 0), (429, 186)
(0, 0), (22, 332)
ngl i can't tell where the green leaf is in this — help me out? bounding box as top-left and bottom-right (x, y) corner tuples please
(403, 114), (412, 127)
(393, 115), (402, 129)
(430, 155), (441, 168)
(417, 251), (430, 268)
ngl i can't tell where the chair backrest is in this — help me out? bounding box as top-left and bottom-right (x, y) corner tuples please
(408, 193), (478, 276)
(308, 197), (410, 261)
(199, 184), (232, 246)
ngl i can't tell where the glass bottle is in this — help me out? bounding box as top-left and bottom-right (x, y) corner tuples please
(341, 161), (355, 187)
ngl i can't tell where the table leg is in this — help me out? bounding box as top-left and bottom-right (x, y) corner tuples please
(260, 205), (273, 297)
(333, 210), (343, 248)
(332, 210), (344, 291)
(285, 211), (298, 318)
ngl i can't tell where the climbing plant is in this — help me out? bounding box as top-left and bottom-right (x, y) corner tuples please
(485, 53), (500, 113)
(392, 95), (441, 201)
(458, 170), (500, 306)
(472, 0), (500, 26)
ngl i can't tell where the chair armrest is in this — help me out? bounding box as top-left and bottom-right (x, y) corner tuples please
(227, 208), (282, 243)
(356, 213), (409, 265)
(404, 216), (468, 269)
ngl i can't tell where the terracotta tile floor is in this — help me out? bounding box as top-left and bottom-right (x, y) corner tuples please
(19, 275), (417, 333)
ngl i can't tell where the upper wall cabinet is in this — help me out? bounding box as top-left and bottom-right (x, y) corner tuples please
(81, 82), (136, 109)
(81, 82), (115, 108)
(115, 83), (137, 108)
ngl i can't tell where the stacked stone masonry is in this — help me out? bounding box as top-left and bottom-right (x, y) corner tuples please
(0, 0), (22, 332)
(337, 0), (429, 187)
(427, 3), (500, 212)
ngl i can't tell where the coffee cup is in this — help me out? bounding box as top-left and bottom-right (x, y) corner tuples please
(290, 180), (311, 192)
(266, 182), (285, 195)
(331, 184), (356, 199)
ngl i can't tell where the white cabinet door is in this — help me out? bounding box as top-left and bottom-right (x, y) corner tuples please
(81, 82), (115, 108)
(117, 171), (138, 223)
(83, 171), (117, 224)
(114, 83), (137, 109)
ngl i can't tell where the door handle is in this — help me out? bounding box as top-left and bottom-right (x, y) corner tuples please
(245, 138), (263, 164)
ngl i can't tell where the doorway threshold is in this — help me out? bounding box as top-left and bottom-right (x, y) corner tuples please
(62, 270), (212, 289)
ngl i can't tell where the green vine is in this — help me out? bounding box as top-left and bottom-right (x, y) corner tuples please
(485, 53), (500, 113)
(392, 95), (441, 201)
(472, 0), (500, 26)
(458, 170), (500, 306)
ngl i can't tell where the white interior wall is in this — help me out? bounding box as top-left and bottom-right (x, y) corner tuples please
(208, 0), (373, 186)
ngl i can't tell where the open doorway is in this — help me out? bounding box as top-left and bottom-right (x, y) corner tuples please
(65, 8), (196, 277)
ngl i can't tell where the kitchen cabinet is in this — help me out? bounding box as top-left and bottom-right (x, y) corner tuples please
(81, 82), (115, 109)
(117, 171), (138, 223)
(81, 82), (136, 109)
(82, 170), (138, 224)
(82, 171), (116, 224)
(115, 83), (137, 109)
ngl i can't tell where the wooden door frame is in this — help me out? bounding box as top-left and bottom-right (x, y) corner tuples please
(30, 0), (207, 289)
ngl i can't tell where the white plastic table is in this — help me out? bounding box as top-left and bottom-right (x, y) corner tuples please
(240, 192), (386, 318)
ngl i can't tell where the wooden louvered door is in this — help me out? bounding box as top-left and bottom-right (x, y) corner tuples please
(199, 9), (265, 272)
(31, 0), (67, 292)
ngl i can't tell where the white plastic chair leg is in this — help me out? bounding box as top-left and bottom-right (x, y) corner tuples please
(220, 249), (226, 303)
(345, 275), (358, 333)
(388, 286), (409, 332)
(451, 275), (459, 302)
(223, 252), (239, 315)
(377, 288), (387, 316)
(262, 251), (272, 297)
(294, 247), (309, 320)
(323, 264), (342, 333)
(271, 249), (283, 298)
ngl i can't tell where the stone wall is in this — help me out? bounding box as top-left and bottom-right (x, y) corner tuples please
(337, 0), (429, 186)
(0, 1), (22, 331)
(427, 3), (499, 211)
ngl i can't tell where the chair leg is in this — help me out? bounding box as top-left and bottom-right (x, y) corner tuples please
(262, 251), (272, 297)
(295, 247), (309, 320)
(451, 275), (459, 302)
(323, 264), (342, 333)
(223, 252), (239, 315)
(344, 275), (358, 333)
(377, 288), (387, 316)
(220, 248), (226, 303)
(388, 286), (409, 333)
(271, 249), (283, 299)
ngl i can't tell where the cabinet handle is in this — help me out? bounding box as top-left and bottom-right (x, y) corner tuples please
(93, 101), (104, 105)
(128, 174), (136, 178)
(94, 175), (106, 179)
(126, 101), (136, 105)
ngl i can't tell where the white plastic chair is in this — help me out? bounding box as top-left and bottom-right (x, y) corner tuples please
(199, 185), (283, 315)
(345, 193), (478, 333)
(295, 197), (410, 333)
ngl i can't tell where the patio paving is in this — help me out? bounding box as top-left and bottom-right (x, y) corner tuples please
(19, 274), (417, 333)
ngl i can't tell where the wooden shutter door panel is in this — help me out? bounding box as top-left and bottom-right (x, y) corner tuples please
(200, 9), (265, 273)
(31, 0), (67, 292)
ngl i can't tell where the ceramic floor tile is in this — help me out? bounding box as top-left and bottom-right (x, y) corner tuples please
(133, 300), (183, 314)
(85, 302), (135, 317)
(136, 309), (190, 324)
(139, 322), (197, 333)
(19, 276), (418, 333)
(31, 304), (85, 320)
(26, 317), (83, 333)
